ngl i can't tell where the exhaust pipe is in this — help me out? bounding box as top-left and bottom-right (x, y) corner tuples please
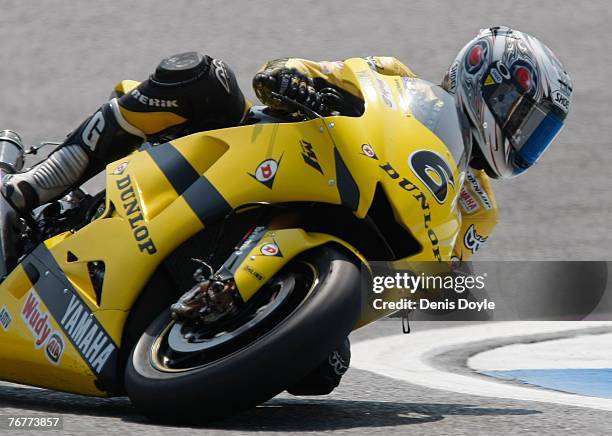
(0, 130), (25, 173)
(0, 130), (25, 280)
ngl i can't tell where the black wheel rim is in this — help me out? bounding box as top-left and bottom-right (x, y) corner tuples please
(150, 261), (317, 372)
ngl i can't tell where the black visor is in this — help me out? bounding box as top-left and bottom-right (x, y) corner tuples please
(482, 70), (565, 175)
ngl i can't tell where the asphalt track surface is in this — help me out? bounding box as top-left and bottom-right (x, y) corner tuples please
(0, 1), (611, 434)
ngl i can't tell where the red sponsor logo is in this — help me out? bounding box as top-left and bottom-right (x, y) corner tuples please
(250, 156), (283, 189)
(21, 292), (65, 365)
(256, 159), (278, 182)
(260, 243), (280, 256)
(21, 292), (53, 348)
(45, 333), (64, 364)
(459, 187), (479, 213)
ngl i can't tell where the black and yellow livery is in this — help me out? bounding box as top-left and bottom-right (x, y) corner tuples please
(0, 56), (498, 420)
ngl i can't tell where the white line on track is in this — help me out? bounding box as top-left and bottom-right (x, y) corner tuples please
(351, 321), (612, 411)
(470, 332), (612, 370)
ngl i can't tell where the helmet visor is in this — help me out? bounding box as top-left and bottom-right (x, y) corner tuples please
(483, 80), (564, 174)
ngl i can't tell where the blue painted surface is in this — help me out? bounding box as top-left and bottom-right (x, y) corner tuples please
(482, 368), (612, 399)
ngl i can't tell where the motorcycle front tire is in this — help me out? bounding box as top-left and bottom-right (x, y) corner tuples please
(124, 245), (364, 423)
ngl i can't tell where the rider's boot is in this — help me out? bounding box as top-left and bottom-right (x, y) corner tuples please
(1, 144), (90, 212)
(1, 100), (143, 214)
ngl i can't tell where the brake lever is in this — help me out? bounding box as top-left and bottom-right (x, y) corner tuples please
(269, 92), (324, 120)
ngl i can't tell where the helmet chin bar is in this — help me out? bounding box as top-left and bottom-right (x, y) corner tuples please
(468, 137), (499, 179)
(462, 114), (498, 179)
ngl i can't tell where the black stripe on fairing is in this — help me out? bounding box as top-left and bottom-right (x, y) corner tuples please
(146, 142), (200, 194)
(147, 142), (231, 226)
(182, 176), (231, 225)
(334, 148), (360, 211)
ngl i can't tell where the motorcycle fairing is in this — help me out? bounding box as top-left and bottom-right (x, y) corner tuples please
(0, 243), (119, 395)
(0, 58), (464, 395)
(221, 227), (368, 302)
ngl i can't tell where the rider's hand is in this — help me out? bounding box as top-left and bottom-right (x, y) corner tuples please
(253, 68), (328, 114)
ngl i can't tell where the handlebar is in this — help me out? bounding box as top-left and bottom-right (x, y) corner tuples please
(269, 86), (343, 120)
(269, 92), (325, 120)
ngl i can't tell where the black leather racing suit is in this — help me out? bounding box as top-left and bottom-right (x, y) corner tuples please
(2, 52), (248, 211)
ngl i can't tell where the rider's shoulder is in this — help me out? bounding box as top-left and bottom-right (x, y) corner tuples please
(111, 80), (141, 98)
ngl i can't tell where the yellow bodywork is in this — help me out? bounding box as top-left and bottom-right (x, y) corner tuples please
(232, 229), (367, 302)
(0, 59), (462, 396)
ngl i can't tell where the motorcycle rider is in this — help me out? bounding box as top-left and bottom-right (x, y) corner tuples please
(0, 26), (572, 394)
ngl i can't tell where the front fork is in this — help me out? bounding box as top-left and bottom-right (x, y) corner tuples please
(171, 226), (368, 324)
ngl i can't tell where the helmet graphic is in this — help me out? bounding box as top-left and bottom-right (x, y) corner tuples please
(442, 26), (573, 178)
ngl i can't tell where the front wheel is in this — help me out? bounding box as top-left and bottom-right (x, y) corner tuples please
(124, 246), (363, 422)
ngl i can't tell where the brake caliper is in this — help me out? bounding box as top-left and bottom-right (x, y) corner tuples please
(170, 226), (269, 323)
(170, 276), (239, 323)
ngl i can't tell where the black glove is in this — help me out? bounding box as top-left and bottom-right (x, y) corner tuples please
(253, 68), (329, 114)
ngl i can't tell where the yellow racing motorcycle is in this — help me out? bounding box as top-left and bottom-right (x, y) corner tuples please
(0, 58), (466, 421)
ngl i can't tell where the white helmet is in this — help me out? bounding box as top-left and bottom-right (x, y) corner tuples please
(442, 26), (573, 178)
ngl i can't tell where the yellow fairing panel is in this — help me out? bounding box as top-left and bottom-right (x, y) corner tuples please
(230, 228), (367, 302)
(323, 59), (462, 262)
(0, 258), (115, 396)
